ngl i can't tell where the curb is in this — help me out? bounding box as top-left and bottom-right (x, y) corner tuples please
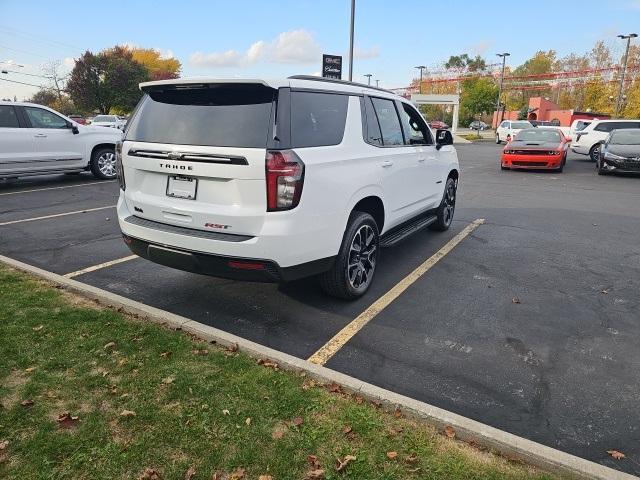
(0, 253), (636, 480)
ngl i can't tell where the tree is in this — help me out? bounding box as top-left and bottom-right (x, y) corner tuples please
(459, 77), (498, 125)
(66, 47), (149, 114)
(444, 54), (487, 72)
(517, 105), (529, 120)
(29, 89), (58, 107)
(129, 47), (181, 80)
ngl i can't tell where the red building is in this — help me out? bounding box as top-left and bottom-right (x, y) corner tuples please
(492, 97), (609, 127)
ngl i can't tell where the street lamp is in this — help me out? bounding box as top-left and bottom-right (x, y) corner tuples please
(375, 79), (379, 87)
(364, 73), (372, 85)
(348, 0), (355, 81)
(415, 65), (426, 94)
(495, 52), (510, 127)
(615, 33), (637, 117)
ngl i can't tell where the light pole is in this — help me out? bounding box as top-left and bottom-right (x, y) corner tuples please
(348, 0), (355, 81)
(375, 79), (379, 87)
(615, 33), (637, 117)
(364, 74), (372, 85)
(415, 65), (426, 94)
(495, 52), (510, 127)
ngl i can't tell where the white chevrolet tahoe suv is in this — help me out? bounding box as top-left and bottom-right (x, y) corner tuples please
(117, 77), (459, 299)
(571, 118), (640, 161)
(0, 102), (123, 180)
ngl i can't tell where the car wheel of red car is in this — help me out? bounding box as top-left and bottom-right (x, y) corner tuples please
(501, 164), (509, 170)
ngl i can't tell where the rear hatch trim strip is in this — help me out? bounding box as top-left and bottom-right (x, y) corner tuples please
(124, 215), (254, 242)
(128, 149), (249, 165)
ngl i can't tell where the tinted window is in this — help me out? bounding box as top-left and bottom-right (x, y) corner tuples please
(0, 105), (19, 128)
(595, 121), (640, 133)
(125, 85), (275, 148)
(511, 121), (532, 129)
(400, 103), (431, 145)
(25, 107), (67, 129)
(371, 97), (404, 146)
(291, 91), (348, 148)
(515, 129), (561, 142)
(363, 97), (382, 145)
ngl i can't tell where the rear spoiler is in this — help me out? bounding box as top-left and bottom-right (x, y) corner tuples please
(139, 78), (286, 92)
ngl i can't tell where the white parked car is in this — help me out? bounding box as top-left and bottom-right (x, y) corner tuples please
(117, 76), (460, 299)
(570, 119), (640, 161)
(496, 120), (533, 143)
(569, 119), (593, 140)
(0, 102), (123, 180)
(91, 114), (127, 130)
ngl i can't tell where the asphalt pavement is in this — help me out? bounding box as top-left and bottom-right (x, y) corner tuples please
(1, 143), (638, 475)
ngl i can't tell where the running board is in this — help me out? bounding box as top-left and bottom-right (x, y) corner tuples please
(380, 215), (437, 247)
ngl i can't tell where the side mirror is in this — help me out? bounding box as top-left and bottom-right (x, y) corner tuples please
(66, 121), (80, 134)
(435, 129), (453, 150)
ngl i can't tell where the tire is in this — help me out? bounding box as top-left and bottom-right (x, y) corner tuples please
(90, 147), (117, 180)
(556, 155), (565, 173)
(596, 158), (608, 175)
(495, 134), (501, 144)
(589, 143), (602, 162)
(319, 212), (379, 300)
(430, 176), (457, 231)
(501, 165), (509, 170)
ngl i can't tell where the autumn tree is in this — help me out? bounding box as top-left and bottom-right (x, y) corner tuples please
(129, 47), (181, 80)
(459, 77), (498, 125)
(67, 47), (149, 114)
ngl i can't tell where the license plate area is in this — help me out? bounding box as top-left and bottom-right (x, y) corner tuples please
(166, 175), (197, 200)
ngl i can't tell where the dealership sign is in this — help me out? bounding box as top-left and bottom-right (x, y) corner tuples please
(322, 54), (342, 79)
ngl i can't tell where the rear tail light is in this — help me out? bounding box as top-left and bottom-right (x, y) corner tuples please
(265, 150), (304, 211)
(115, 141), (125, 191)
(228, 261), (266, 270)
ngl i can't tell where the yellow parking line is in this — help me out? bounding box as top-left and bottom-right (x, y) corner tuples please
(308, 218), (486, 366)
(0, 205), (116, 226)
(63, 255), (138, 278)
(0, 181), (115, 196)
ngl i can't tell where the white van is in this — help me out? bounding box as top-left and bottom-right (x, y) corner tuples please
(117, 76), (460, 299)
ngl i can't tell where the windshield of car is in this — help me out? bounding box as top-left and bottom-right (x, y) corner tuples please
(512, 121), (532, 129)
(93, 115), (115, 122)
(515, 129), (561, 142)
(125, 85), (275, 148)
(610, 130), (640, 145)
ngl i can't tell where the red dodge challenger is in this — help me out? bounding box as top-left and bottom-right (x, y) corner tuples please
(501, 128), (570, 172)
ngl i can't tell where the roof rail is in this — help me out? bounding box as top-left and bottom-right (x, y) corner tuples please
(288, 75), (393, 94)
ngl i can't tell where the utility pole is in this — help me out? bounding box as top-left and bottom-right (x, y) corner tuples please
(615, 33), (637, 117)
(414, 65), (426, 94)
(364, 73), (372, 85)
(348, 0), (355, 81)
(495, 52), (510, 127)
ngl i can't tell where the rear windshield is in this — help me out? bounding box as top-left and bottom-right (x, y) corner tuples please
(512, 121), (532, 129)
(94, 115), (116, 122)
(125, 84), (275, 148)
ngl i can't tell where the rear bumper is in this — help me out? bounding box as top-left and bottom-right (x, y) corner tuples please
(123, 234), (334, 282)
(501, 154), (562, 169)
(570, 144), (589, 155)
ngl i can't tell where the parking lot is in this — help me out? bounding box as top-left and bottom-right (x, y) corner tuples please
(1, 142), (638, 476)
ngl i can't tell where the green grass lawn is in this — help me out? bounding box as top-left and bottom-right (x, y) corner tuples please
(0, 265), (557, 480)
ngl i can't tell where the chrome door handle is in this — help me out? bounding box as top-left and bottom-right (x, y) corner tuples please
(381, 160), (394, 168)
(34, 134), (47, 138)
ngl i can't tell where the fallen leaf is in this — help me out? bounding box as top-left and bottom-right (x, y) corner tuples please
(342, 426), (352, 435)
(32, 325), (44, 331)
(162, 376), (175, 385)
(258, 476), (273, 480)
(405, 453), (418, 464)
(210, 472), (225, 480)
(257, 359), (279, 370)
(353, 395), (364, 404)
(512, 297), (521, 304)
(245, 417), (251, 426)
(120, 410), (136, 417)
(444, 426), (456, 438)
(184, 466), (196, 480)
(160, 351), (172, 358)
(20, 399), (34, 407)
(306, 469), (325, 479)
(393, 408), (403, 418)
(327, 383), (342, 394)
(407, 467), (421, 473)
(56, 412), (79, 428)
(226, 343), (239, 353)
(386, 451), (398, 460)
(388, 426), (404, 437)
(25, 367), (36, 373)
(138, 467), (162, 480)
(607, 450), (626, 460)
(302, 379), (317, 390)
(307, 455), (321, 469)
(222, 409), (230, 416)
(104, 341), (116, 350)
(272, 422), (288, 439)
(292, 416), (304, 426)
(230, 467), (245, 479)
(0, 440), (8, 450)
(336, 454), (356, 472)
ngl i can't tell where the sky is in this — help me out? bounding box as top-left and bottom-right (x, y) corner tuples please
(1, 0), (639, 100)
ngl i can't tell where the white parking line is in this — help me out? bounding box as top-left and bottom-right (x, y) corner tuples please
(308, 218), (486, 366)
(0, 205), (116, 226)
(63, 255), (138, 278)
(0, 181), (116, 196)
